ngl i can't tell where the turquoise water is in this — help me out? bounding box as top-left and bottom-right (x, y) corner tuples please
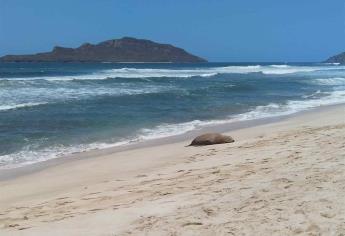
(0, 62), (345, 168)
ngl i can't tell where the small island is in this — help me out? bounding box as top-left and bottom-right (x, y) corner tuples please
(324, 51), (345, 64)
(0, 37), (207, 63)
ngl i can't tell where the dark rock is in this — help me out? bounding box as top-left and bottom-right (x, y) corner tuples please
(189, 133), (234, 146)
(324, 51), (345, 64)
(0, 37), (207, 63)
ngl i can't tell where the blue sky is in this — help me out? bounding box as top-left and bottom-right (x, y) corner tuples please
(1, 0), (344, 62)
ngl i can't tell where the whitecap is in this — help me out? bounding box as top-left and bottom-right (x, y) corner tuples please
(2, 89), (345, 169)
(0, 102), (47, 111)
(136, 90), (345, 142)
(2, 64), (344, 81)
(312, 77), (345, 86)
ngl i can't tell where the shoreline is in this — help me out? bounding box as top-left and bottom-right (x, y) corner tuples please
(0, 103), (344, 235)
(0, 102), (344, 181)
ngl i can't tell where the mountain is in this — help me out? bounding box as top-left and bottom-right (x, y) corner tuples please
(0, 37), (207, 63)
(324, 51), (345, 64)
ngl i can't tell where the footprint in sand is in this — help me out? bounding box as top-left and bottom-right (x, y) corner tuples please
(136, 174), (147, 178)
(182, 222), (203, 227)
(203, 207), (217, 216)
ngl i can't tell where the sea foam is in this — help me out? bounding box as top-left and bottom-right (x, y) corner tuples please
(1, 63), (345, 169)
(312, 77), (345, 86)
(1, 64), (344, 81)
(138, 89), (345, 141)
(0, 102), (47, 111)
(2, 89), (344, 169)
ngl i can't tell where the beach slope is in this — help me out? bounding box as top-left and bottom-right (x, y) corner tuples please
(0, 105), (345, 235)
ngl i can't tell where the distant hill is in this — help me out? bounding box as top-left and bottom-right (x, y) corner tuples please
(0, 37), (207, 63)
(324, 51), (345, 64)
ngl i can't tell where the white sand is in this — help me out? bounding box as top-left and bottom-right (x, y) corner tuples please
(0, 105), (345, 235)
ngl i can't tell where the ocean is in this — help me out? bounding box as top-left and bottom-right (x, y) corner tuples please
(0, 62), (344, 169)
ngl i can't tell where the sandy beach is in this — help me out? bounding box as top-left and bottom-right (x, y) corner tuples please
(0, 104), (345, 235)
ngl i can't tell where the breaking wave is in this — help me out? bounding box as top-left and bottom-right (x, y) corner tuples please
(1, 64), (344, 81)
(138, 90), (345, 141)
(312, 77), (345, 86)
(2, 89), (345, 169)
(0, 102), (47, 111)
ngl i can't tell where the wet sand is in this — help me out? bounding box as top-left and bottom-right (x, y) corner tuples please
(0, 104), (344, 235)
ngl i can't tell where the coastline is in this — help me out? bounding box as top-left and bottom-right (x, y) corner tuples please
(0, 103), (345, 235)
(2, 61), (345, 174)
(0, 102), (344, 180)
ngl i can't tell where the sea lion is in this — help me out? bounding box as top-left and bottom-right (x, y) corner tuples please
(189, 133), (234, 146)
